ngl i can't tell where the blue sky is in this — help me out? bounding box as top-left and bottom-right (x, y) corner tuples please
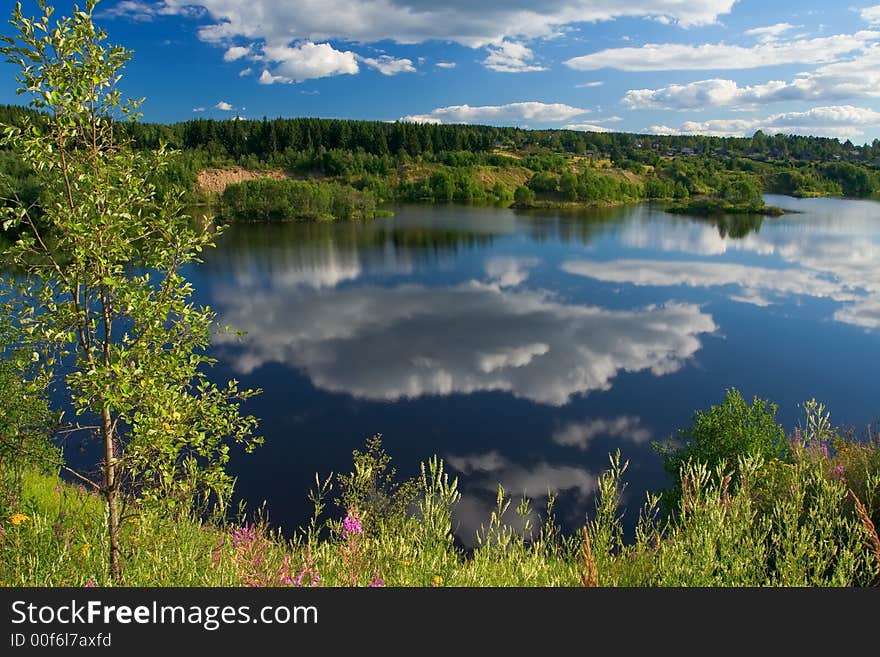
(3, 1), (880, 142)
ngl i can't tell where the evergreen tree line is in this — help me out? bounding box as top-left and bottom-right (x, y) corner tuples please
(1, 104), (879, 223)
(3, 104), (880, 166)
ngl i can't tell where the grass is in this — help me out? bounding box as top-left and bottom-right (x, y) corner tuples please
(2, 422), (879, 587)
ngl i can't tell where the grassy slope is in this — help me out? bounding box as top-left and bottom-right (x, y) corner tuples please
(3, 437), (878, 587)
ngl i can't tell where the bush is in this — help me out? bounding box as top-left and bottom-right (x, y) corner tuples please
(655, 388), (788, 509)
(513, 185), (536, 206)
(0, 346), (58, 508)
(219, 178), (378, 222)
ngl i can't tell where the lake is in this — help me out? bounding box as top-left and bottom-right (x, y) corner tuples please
(186, 195), (880, 541)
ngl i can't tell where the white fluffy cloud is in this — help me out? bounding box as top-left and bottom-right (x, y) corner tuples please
(744, 23), (797, 43)
(101, 1), (204, 21)
(400, 101), (588, 126)
(447, 453), (599, 544)
(624, 46), (880, 110)
(482, 41), (546, 73)
(256, 42), (360, 83)
(560, 123), (612, 133)
(223, 45), (251, 62)
(566, 31), (880, 71)
(626, 79), (783, 110)
(563, 117), (623, 132)
(862, 5), (880, 25)
(214, 101), (234, 110)
(435, 62), (457, 69)
(107, 1), (737, 82)
(360, 55), (416, 75)
(118, 1), (736, 47)
(646, 105), (880, 139)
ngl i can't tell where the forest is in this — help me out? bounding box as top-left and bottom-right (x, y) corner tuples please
(1, 104), (879, 223)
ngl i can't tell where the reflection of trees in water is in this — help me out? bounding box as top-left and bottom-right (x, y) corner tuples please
(201, 205), (652, 277)
(385, 229), (494, 253)
(519, 204), (628, 246)
(197, 204), (770, 286)
(211, 220), (494, 255)
(698, 214), (764, 239)
(198, 216), (501, 283)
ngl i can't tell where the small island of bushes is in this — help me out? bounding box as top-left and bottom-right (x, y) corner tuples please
(665, 175), (785, 217)
(666, 197), (785, 217)
(217, 178), (386, 222)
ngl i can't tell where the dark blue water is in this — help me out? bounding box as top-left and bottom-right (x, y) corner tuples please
(185, 196), (880, 542)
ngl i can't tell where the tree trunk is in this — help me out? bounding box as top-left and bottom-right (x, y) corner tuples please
(102, 406), (122, 583)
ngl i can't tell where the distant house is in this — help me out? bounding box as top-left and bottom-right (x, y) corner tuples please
(681, 147), (695, 156)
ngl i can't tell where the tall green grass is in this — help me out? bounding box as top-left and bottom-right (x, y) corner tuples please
(2, 430), (878, 587)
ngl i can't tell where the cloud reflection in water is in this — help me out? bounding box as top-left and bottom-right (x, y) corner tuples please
(213, 281), (717, 406)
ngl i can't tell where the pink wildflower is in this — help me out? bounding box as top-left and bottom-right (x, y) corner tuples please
(231, 523), (257, 548)
(342, 510), (362, 536)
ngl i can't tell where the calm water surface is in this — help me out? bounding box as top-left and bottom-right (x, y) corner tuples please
(187, 195), (880, 540)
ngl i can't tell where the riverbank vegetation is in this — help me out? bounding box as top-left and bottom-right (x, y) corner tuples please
(3, 101), (880, 226)
(2, 392), (879, 587)
(0, 0), (261, 582)
(218, 178), (382, 222)
(665, 175), (785, 216)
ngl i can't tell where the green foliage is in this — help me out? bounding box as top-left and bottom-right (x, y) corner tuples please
(0, 321), (58, 505)
(718, 174), (764, 206)
(513, 185), (535, 207)
(429, 170), (455, 202)
(819, 162), (876, 197)
(0, 150), (39, 216)
(770, 167), (842, 197)
(219, 178), (378, 222)
(4, 417), (878, 586)
(645, 176), (676, 199)
(655, 389), (788, 509)
(527, 171), (559, 193)
(334, 435), (419, 535)
(491, 181), (511, 202)
(667, 198), (783, 218)
(0, 0), (261, 581)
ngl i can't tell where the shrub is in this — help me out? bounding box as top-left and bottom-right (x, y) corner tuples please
(654, 388), (788, 510)
(513, 185), (536, 206)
